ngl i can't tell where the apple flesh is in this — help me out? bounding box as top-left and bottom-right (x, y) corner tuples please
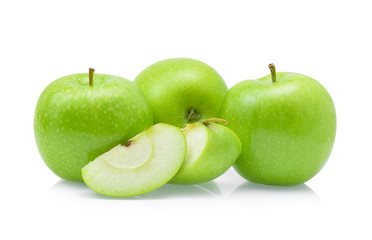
(34, 69), (153, 181)
(134, 58), (228, 128)
(82, 123), (187, 197)
(220, 64), (336, 186)
(169, 118), (241, 185)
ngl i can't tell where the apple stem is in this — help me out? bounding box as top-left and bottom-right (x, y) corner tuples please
(202, 118), (227, 126)
(89, 68), (95, 86)
(268, 63), (276, 83)
(186, 108), (201, 122)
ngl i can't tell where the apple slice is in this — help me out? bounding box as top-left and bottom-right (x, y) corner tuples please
(82, 123), (186, 197)
(169, 118), (241, 185)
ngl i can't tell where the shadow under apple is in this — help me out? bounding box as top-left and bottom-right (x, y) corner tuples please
(230, 181), (321, 205)
(49, 179), (222, 200)
(138, 181), (222, 199)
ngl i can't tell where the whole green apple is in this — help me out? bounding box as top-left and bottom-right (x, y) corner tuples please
(34, 69), (153, 181)
(134, 58), (228, 127)
(220, 64), (336, 186)
(169, 118), (241, 185)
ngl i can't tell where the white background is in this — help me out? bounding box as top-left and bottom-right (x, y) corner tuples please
(1, 0), (371, 239)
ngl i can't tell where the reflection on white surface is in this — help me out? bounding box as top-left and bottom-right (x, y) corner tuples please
(230, 182), (321, 205)
(48, 180), (94, 196)
(49, 180), (140, 199)
(48, 174), (320, 204)
(139, 181), (222, 199)
(48, 179), (222, 200)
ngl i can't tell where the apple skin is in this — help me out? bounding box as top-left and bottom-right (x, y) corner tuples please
(34, 73), (153, 181)
(134, 58), (228, 127)
(220, 72), (336, 186)
(169, 119), (241, 185)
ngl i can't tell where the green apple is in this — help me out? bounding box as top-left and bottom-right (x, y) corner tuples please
(82, 123), (186, 197)
(34, 69), (153, 181)
(220, 64), (336, 186)
(169, 118), (241, 185)
(134, 58), (228, 127)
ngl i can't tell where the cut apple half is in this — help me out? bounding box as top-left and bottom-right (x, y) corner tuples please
(82, 123), (186, 197)
(169, 118), (241, 185)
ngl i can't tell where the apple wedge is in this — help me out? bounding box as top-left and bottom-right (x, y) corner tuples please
(169, 118), (241, 185)
(82, 123), (186, 197)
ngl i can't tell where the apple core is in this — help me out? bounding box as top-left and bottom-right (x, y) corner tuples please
(100, 132), (153, 169)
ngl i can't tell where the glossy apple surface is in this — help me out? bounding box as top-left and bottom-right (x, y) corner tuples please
(220, 65), (336, 185)
(82, 123), (186, 197)
(34, 71), (153, 181)
(169, 118), (241, 185)
(134, 58), (228, 127)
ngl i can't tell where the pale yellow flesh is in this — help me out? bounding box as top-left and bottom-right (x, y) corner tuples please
(181, 124), (208, 170)
(100, 132), (152, 169)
